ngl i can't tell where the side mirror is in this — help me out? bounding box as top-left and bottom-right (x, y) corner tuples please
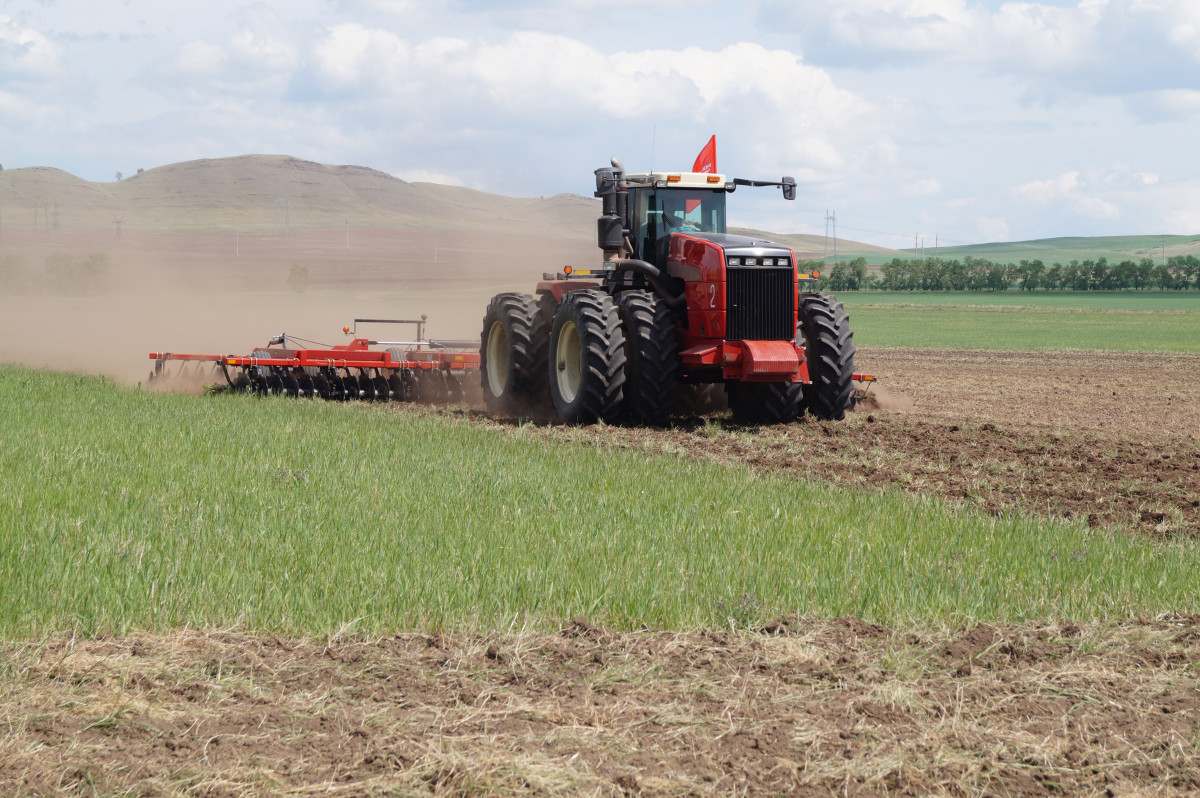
(782, 176), (796, 201)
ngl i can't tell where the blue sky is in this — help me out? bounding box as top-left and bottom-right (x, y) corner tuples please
(1, 0), (1199, 245)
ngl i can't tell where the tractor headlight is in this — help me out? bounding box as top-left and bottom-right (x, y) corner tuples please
(727, 257), (741, 266)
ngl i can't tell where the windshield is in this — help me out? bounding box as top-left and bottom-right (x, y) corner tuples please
(654, 189), (726, 235)
(634, 188), (727, 262)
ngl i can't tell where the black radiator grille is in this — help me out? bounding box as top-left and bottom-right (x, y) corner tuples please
(725, 267), (794, 341)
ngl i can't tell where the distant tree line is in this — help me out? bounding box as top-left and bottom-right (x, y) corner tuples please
(806, 256), (1200, 292)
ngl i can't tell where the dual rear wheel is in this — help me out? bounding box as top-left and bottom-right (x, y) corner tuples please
(480, 289), (626, 424)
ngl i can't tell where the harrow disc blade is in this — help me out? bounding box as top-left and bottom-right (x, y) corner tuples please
(444, 371), (465, 404)
(296, 372), (316, 398)
(387, 372), (411, 402)
(356, 371), (375, 400)
(372, 374), (391, 401)
(311, 373), (333, 400)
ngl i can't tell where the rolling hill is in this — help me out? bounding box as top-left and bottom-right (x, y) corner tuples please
(902, 235), (1200, 264)
(3, 155), (1192, 283)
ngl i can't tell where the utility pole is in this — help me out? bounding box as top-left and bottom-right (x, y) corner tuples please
(832, 210), (838, 262)
(824, 210), (838, 262)
(823, 210), (830, 260)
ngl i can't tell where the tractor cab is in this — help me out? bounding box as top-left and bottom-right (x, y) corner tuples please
(623, 172), (729, 267)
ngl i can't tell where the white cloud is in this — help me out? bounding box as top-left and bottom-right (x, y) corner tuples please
(763, 1), (1200, 97)
(1016, 171), (1081, 203)
(309, 29), (869, 177)
(1015, 171), (1119, 220)
(392, 168), (465, 186)
(1166, 206), (1200, 234)
(975, 216), (1011, 242)
(1127, 89), (1200, 120)
(313, 23), (411, 88)
(904, 177), (942, 197)
(0, 15), (59, 78)
(231, 31), (298, 72)
(177, 41), (227, 74)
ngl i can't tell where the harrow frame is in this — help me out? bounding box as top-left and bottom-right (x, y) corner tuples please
(148, 317), (482, 402)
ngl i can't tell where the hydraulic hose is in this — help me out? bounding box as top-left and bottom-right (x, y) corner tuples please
(610, 259), (685, 308)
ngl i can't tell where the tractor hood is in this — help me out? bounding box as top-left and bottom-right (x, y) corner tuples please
(684, 232), (792, 259)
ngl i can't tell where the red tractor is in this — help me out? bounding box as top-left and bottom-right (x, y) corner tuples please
(480, 159), (863, 425)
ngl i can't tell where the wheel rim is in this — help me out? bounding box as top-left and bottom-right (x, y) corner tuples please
(555, 319), (582, 404)
(485, 320), (509, 397)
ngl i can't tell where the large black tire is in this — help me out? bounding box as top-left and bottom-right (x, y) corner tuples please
(617, 290), (678, 425)
(726, 382), (803, 424)
(548, 289), (626, 424)
(797, 293), (857, 421)
(480, 293), (550, 415)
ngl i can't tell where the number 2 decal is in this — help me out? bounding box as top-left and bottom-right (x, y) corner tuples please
(707, 283), (717, 309)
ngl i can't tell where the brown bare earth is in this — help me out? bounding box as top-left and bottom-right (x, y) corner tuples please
(426, 348), (1200, 538)
(5, 620), (1198, 796)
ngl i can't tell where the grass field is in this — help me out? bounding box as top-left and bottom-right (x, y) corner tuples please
(905, 234), (1200, 264)
(840, 291), (1200, 351)
(2, 367), (1198, 638)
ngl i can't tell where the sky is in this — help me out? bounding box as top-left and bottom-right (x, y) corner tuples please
(1, 0), (1199, 246)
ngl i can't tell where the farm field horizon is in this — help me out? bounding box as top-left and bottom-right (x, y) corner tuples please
(840, 289), (1200, 351)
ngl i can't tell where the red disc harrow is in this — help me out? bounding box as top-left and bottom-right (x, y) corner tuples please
(148, 317), (481, 403)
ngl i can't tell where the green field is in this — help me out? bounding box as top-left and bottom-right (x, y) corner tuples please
(1, 367), (1197, 637)
(840, 291), (1200, 351)
(906, 234), (1200, 264)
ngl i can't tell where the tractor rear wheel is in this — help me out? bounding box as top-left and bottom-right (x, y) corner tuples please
(548, 289), (626, 424)
(480, 293), (550, 415)
(726, 382), (803, 424)
(618, 290), (677, 425)
(797, 293), (857, 420)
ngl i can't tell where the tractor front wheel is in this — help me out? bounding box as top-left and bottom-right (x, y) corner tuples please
(798, 293), (857, 420)
(726, 382), (803, 424)
(480, 293), (549, 415)
(548, 289), (626, 424)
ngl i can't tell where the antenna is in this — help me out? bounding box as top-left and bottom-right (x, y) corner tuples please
(649, 124), (656, 173)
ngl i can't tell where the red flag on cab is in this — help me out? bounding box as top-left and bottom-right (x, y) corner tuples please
(692, 135), (717, 173)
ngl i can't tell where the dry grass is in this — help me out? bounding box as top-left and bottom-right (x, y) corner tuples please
(2, 619), (1198, 796)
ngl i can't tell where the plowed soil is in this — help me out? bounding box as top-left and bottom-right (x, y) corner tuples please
(452, 348), (1200, 537)
(5, 620), (1197, 796)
